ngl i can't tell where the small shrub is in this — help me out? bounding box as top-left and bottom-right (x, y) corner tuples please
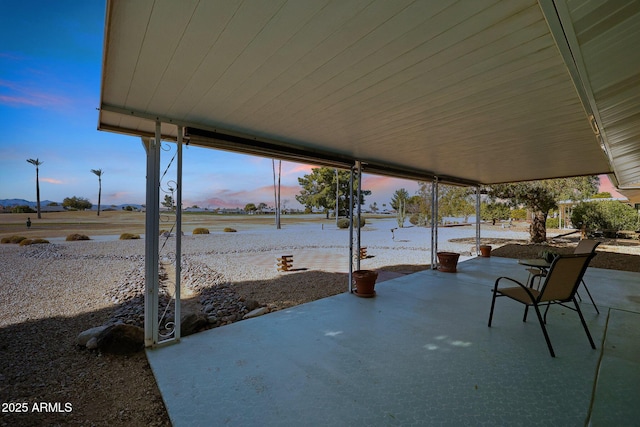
(510, 208), (527, 220)
(1, 235), (27, 244)
(546, 217), (559, 229)
(337, 218), (366, 229)
(223, 227), (237, 232)
(192, 228), (210, 235)
(19, 238), (49, 246)
(119, 233), (140, 240)
(409, 213), (429, 226)
(11, 205), (35, 213)
(66, 233), (91, 241)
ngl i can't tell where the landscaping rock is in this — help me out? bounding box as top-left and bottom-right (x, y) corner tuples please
(77, 325), (110, 347)
(180, 313), (208, 337)
(243, 307), (269, 319)
(96, 324), (145, 354)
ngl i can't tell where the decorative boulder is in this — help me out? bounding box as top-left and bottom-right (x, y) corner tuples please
(77, 325), (110, 348)
(181, 313), (208, 337)
(96, 324), (144, 354)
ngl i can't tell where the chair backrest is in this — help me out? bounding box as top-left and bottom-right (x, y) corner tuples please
(538, 254), (593, 302)
(574, 239), (600, 255)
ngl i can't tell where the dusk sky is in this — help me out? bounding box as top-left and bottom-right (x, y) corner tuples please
(0, 1), (620, 210)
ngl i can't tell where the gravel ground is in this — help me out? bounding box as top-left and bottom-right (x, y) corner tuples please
(1, 218), (638, 426)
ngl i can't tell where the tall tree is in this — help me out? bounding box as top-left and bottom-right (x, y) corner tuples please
(439, 185), (475, 222)
(296, 167), (370, 219)
(91, 169), (103, 216)
(486, 176), (599, 243)
(26, 158), (43, 219)
(390, 188), (410, 227)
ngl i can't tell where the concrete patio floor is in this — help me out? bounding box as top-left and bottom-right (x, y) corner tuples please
(147, 256), (640, 426)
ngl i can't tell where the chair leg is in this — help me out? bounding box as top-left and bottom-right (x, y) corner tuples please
(532, 303), (555, 357)
(488, 290), (498, 327)
(573, 297), (596, 349)
(522, 305), (529, 322)
(581, 279), (600, 314)
(543, 302), (551, 323)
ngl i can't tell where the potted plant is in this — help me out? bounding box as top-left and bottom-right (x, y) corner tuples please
(479, 245), (492, 257)
(437, 252), (460, 272)
(352, 270), (378, 297)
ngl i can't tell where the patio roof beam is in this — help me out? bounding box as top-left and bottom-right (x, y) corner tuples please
(186, 126), (479, 187)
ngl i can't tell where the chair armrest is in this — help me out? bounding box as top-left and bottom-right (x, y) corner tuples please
(493, 276), (538, 303)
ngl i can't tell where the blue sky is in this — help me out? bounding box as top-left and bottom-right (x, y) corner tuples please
(0, 0), (417, 210)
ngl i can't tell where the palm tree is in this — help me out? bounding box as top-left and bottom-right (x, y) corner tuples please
(91, 169), (103, 216)
(26, 158), (43, 219)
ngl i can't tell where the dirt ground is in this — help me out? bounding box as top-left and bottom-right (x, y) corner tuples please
(1, 212), (638, 426)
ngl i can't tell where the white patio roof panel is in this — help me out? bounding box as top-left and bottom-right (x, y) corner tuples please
(561, 0), (640, 189)
(98, 0), (636, 187)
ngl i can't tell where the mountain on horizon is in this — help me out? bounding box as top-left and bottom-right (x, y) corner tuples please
(0, 199), (144, 211)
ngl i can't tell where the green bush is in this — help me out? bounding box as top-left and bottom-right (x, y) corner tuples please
(66, 233), (91, 241)
(571, 201), (638, 231)
(11, 205), (35, 213)
(192, 228), (210, 235)
(481, 202), (510, 221)
(510, 208), (527, 220)
(337, 217), (366, 229)
(1, 235), (27, 244)
(119, 233), (140, 240)
(409, 213), (429, 226)
(19, 238), (49, 246)
(546, 217), (559, 229)
(223, 227), (237, 233)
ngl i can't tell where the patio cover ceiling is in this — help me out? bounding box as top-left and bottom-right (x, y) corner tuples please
(98, 0), (639, 189)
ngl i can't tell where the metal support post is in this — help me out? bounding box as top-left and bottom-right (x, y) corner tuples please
(335, 169), (339, 227)
(356, 161), (362, 271)
(174, 126), (183, 341)
(143, 122), (161, 347)
(475, 186), (481, 255)
(348, 165), (354, 292)
(431, 178), (439, 269)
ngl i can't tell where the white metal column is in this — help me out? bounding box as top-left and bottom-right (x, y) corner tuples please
(174, 127), (183, 342)
(475, 186), (481, 255)
(348, 165), (355, 292)
(335, 169), (339, 227)
(143, 122), (161, 347)
(355, 161), (362, 272)
(431, 178), (439, 269)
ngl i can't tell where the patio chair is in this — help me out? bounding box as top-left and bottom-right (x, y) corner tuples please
(524, 239), (600, 313)
(488, 253), (596, 357)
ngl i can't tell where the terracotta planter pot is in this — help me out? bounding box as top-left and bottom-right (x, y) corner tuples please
(437, 252), (460, 273)
(352, 269), (378, 297)
(479, 245), (492, 257)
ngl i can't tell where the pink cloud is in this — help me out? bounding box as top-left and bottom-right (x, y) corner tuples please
(282, 163), (314, 177)
(40, 177), (63, 184)
(0, 80), (71, 109)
